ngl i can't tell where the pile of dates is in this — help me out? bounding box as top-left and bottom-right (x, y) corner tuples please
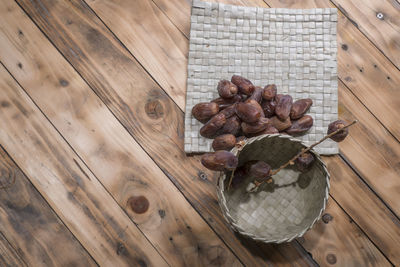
(192, 75), (314, 152)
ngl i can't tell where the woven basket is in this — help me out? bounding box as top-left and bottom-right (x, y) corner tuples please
(217, 134), (330, 243)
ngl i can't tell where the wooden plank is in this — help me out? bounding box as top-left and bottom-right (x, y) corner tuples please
(0, 2), (242, 266)
(300, 200), (391, 267)
(92, 0), (189, 110)
(0, 232), (26, 267)
(84, 0), (400, 264)
(336, 81), (400, 215)
(15, 0), (309, 265)
(0, 147), (96, 266)
(330, 0), (400, 69)
(324, 156), (400, 265)
(0, 66), (168, 266)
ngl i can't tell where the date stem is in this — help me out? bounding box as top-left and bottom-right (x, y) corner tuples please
(227, 140), (246, 189)
(249, 120), (358, 192)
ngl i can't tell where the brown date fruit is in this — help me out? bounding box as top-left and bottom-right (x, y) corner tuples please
(246, 86), (263, 103)
(201, 151), (238, 171)
(199, 113), (226, 138)
(275, 94), (293, 120)
(235, 102), (263, 123)
(212, 95), (242, 110)
(286, 115), (313, 135)
(328, 120), (349, 142)
(295, 152), (315, 172)
(212, 134), (237, 151)
(261, 100), (276, 118)
(231, 75), (255, 95)
(262, 84), (277, 101)
(217, 80), (238, 99)
(241, 117), (270, 135)
(219, 103), (237, 118)
(290, 98), (313, 120)
(275, 94), (284, 103)
(270, 116), (292, 131)
(221, 115), (241, 136)
(246, 99), (265, 118)
(192, 102), (219, 123)
(247, 161), (271, 179)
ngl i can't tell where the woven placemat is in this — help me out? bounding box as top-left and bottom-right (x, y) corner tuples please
(184, 0), (338, 155)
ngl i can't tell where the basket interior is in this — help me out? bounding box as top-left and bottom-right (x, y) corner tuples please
(221, 135), (328, 242)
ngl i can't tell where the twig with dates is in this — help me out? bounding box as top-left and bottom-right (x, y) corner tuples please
(248, 120), (358, 192)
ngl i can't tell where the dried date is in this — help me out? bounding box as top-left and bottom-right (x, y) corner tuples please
(246, 86), (263, 103)
(219, 103), (237, 118)
(295, 152), (315, 172)
(191, 102), (219, 123)
(328, 120), (349, 142)
(275, 94), (284, 103)
(212, 95), (242, 110)
(235, 102), (263, 123)
(286, 115), (313, 135)
(247, 161), (271, 179)
(246, 99), (265, 118)
(221, 115), (241, 136)
(270, 116), (292, 131)
(261, 99), (276, 118)
(201, 151), (238, 171)
(241, 117), (270, 135)
(199, 113), (226, 138)
(217, 80), (238, 99)
(231, 75), (255, 95)
(262, 84), (277, 101)
(212, 134), (237, 151)
(290, 98), (313, 120)
(275, 94), (293, 120)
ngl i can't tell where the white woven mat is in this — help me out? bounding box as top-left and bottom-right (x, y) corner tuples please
(184, 0), (338, 155)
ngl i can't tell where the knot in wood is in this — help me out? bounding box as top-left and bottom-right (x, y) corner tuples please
(322, 213), (333, 223)
(145, 99), (164, 119)
(128, 196), (149, 214)
(326, 253), (337, 264)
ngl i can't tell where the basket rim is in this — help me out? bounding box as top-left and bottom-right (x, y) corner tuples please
(216, 133), (330, 243)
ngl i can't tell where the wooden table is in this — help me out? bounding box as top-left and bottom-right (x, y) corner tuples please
(0, 0), (399, 266)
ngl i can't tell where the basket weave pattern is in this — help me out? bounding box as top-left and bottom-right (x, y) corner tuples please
(184, 0), (338, 154)
(217, 134), (330, 243)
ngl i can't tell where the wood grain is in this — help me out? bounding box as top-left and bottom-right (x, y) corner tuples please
(0, 2), (241, 266)
(88, 0), (188, 110)
(336, 81), (400, 216)
(15, 0), (310, 265)
(0, 65), (168, 267)
(324, 156), (400, 265)
(86, 0), (400, 264)
(301, 200), (391, 267)
(0, 147), (96, 266)
(331, 0), (400, 69)
(0, 232), (26, 267)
